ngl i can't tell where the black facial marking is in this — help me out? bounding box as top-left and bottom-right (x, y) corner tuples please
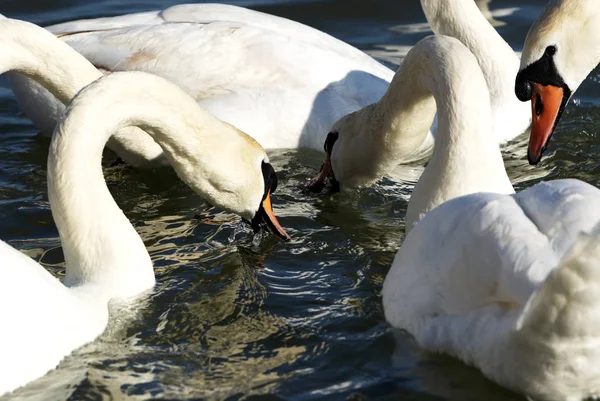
(261, 161), (278, 197)
(306, 132), (341, 194)
(324, 131), (339, 154)
(515, 45), (571, 102)
(248, 161), (279, 234)
(325, 132), (340, 193)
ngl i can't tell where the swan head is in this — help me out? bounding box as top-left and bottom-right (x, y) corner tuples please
(515, 0), (600, 165)
(306, 103), (391, 192)
(247, 160), (290, 241)
(205, 147), (289, 241)
(305, 127), (381, 193)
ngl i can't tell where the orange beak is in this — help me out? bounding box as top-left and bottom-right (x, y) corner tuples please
(260, 190), (290, 241)
(528, 83), (564, 165)
(306, 155), (333, 192)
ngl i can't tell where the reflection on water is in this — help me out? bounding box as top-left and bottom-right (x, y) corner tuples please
(1, 0), (599, 400)
(371, 1), (521, 67)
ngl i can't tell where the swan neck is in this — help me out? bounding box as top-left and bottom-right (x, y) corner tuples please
(403, 37), (513, 231)
(421, 0), (519, 106)
(0, 19), (102, 104)
(374, 65), (437, 163)
(48, 72), (266, 297)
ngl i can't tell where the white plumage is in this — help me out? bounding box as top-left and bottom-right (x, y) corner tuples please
(382, 35), (600, 401)
(7, 2), (528, 171)
(0, 71), (282, 395)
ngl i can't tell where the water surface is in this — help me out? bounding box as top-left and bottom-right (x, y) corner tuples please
(1, 1), (599, 400)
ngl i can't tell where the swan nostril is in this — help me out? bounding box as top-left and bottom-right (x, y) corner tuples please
(535, 92), (543, 116)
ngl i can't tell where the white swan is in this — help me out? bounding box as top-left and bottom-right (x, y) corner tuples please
(4, 7), (391, 167)
(307, 0), (530, 190)
(515, 0), (600, 164)
(7, 1), (526, 170)
(382, 35), (600, 401)
(0, 70), (289, 396)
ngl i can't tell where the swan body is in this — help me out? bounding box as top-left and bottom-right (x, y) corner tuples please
(515, 0), (600, 164)
(9, 2), (524, 171)
(0, 71), (286, 395)
(0, 241), (110, 397)
(385, 180), (600, 401)
(382, 35), (600, 401)
(308, 0), (529, 190)
(6, 5), (392, 164)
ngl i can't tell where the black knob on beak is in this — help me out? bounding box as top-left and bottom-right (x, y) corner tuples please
(515, 71), (533, 102)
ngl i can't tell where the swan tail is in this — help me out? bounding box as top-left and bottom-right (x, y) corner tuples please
(511, 225), (600, 400)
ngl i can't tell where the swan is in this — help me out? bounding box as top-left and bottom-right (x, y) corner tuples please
(0, 70), (289, 396)
(6, 1), (525, 170)
(3, 9), (391, 167)
(382, 35), (600, 401)
(515, 0), (600, 165)
(307, 0), (531, 191)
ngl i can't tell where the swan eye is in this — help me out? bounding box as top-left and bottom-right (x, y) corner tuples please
(545, 46), (557, 57)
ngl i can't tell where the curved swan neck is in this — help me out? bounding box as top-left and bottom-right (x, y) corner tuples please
(0, 19), (102, 104)
(49, 71), (267, 297)
(328, 48), (437, 188)
(375, 62), (437, 161)
(401, 36), (513, 231)
(421, 0), (519, 108)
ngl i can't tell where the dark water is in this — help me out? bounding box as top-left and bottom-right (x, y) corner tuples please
(1, 1), (600, 400)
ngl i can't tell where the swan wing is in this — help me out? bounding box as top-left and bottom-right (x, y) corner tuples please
(47, 17), (391, 149)
(50, 19), (392, 97)
(10, 4), (392, 152)
(47, 3), (389, 69)
(383, 179), (600, 331)
(383, 179), (600, 398)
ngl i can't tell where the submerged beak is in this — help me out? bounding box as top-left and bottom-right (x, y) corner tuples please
(528, 83), (564, 165)
(307, 155), (332, 192)
(254, 190), (290, 241)
(306, 155), (339, 193)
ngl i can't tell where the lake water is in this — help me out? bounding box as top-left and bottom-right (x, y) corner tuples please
(1, 1), (599, 400)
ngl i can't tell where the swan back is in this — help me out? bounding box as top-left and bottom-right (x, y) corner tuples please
(403, 36), (513, 231)
(520, 0), (600, 94)
(518, 219), (600, 339)
(383, 178), (600, 400)
(509, 212), (600, 400)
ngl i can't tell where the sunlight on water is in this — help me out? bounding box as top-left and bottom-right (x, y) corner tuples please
(0, 0), (598, 400)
